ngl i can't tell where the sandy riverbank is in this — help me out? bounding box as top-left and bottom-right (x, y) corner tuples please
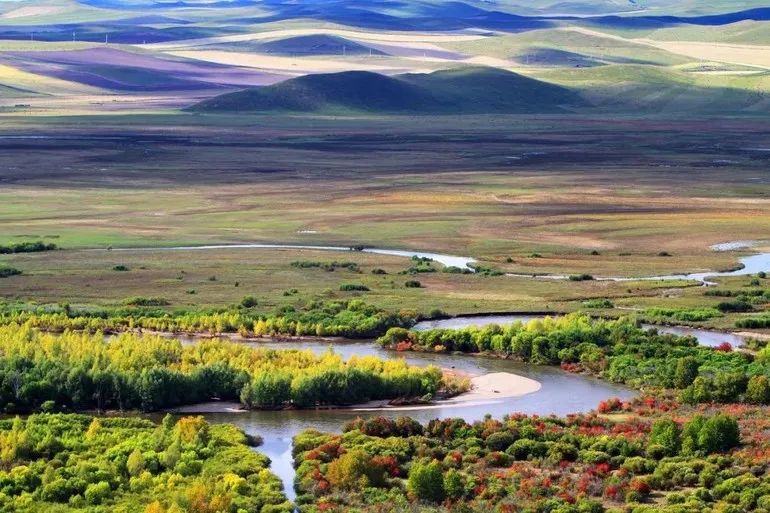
(169, 371), (541, 414)
(350, 372), (541, 411)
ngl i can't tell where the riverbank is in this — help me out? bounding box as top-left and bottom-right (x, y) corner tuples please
(168, 371), (542, 414)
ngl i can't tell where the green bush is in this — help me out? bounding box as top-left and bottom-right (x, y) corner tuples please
(0, 267), (21, 278)
(340, 283), (370, 292)
(407, 460), (445, 503)
(121, 296), (170, 307)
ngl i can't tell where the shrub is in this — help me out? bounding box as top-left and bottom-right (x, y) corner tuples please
(717, 301), (753, 313)
(485, 431), (516, 452)
(327, 450), (385, 490)
(648, 418), (680, 457)
(121, 296), (170, 307)
(112, 265), (130, 272)
(674, 357), (699, 389)
(404, 280), (422, 288)
(569, 274), (594, 281)
(583, 299), (614, 309)
(645, 307), (721, 322)
(407, 460), (445, 503)
(0, 267), (22, 278)
(240, 296), (258, 308)
(736, 317), (770, 329)
(340, 283), (370, 292)
(0, 241), (57, 254)
(745, 375), (770, 404)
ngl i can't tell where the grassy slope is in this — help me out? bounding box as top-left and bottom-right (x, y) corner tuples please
(533, 64), (770, 113)
(0, 63), (104, 96)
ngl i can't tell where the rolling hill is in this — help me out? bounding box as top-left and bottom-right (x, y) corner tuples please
(189, 66), (586, 114)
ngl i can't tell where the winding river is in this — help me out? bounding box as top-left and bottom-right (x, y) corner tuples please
(180, 307), (750, 499)
(190, 340), (633, 500)
(110, 240), (766, 498)
(108, 240), (769, 283)
(108, 243), (477, 271)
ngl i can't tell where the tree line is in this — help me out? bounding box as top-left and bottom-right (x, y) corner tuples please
(0, 299), (416, 339)
(0, 322), (462, 413)
(378, 313), (770, 404)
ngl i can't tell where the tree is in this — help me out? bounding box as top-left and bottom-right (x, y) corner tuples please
(241, 373), (291, 408)
(327, 450), (385, 490)
(443, 468), (465, 500)
(485, 431), (516, 452)
(84, 481), (111, 505)
(712, 372), (747, 403)
(408, 460), (445, 503)
(745, 375), (770, 404)
(674, 357), (699, 389)
(648, 418), (680, 457)
(127, 448), (145, 477)
(698, 414), (740, 453)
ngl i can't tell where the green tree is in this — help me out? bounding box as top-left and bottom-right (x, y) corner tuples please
(698, 414), (740, 453)
(674, 356), (699, 389)
(648, 418), (680, 457)
(241, 373), (292, 409)
(84, 481), (111, 505)
(326, 449), (384, 490)
(745, 375), (770, 404)
(408, 460), (445, 503)
(712, 372), (747, 403)
(443, 468), (465, 500)
(127, 448), (145, 477)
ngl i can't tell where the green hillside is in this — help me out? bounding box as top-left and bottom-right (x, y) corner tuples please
(189, 66), (586, 114)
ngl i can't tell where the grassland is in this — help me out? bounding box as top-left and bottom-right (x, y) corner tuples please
(0, 2), (768, 332)
(0, 113), (767, 328)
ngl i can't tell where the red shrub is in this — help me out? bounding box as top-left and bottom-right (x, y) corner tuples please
(629, 478), (651, 494)
(598, 397), (623, 413)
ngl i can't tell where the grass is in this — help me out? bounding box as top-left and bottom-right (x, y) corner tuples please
(0, 246), (765, 329)
(0, 113), (767, 326)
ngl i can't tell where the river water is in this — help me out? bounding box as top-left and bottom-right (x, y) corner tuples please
(177, 311), (749, 498)
(109, 241), (765, 498)
(194, 340), (633, 500)
(107, 243), (477, 271)
(107, 242), (769, 283)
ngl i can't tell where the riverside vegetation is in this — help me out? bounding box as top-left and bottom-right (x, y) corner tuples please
(0, 413), (292, 513)
(291, 403), (759, 513)
(378, 314), (770, 405)
(3, 305), (770, 512)
(0, 323), (464, 413)
(0, 299), (417, 339)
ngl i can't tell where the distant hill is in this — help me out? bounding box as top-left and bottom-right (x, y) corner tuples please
(256, 35), (386, 56)
(189, 67), (586, 114)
